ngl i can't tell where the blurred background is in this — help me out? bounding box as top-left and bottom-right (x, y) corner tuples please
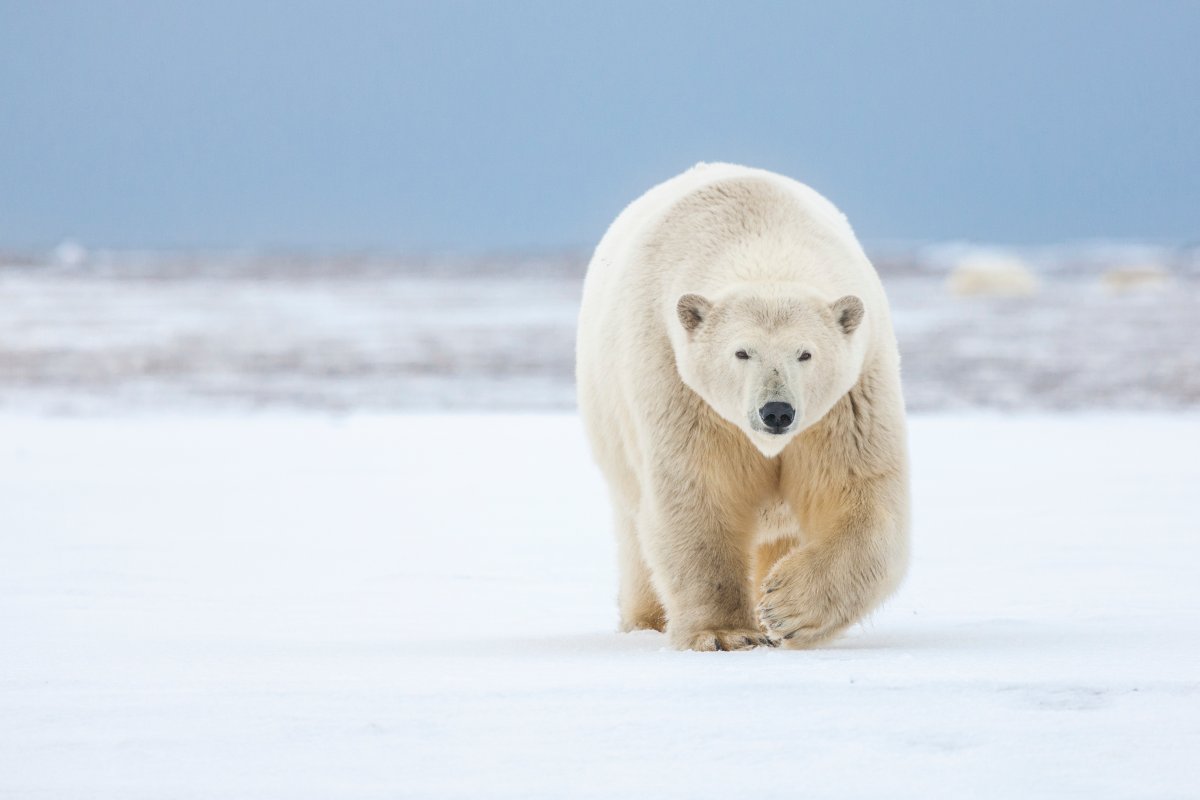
(2, 0), (1198, 413)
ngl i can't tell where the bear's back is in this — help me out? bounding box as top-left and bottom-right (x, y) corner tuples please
(582, 164), (881, 334)
(588, 163), (855, 286)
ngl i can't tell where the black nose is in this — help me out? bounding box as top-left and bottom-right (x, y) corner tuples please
(758, 401), (795, 432)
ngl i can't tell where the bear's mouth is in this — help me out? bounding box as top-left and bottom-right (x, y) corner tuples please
(753, 423), (794, 436)
(746, 419), (796, 438)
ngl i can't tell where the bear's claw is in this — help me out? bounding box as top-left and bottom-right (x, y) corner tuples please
(757, 598), (844, 648)
(678, 628), (779, 652)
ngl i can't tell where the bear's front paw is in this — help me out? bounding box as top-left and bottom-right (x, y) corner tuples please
(757, 556), (857, 649)
(672, 627), (779, 652)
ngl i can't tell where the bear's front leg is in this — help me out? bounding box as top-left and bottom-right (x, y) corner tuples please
(757, 470), (909, 648)
(640, 484), (776, 652)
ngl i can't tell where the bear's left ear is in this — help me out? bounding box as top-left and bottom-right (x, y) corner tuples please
(831, 295), (865, 334)
(677, 293), (712, 332)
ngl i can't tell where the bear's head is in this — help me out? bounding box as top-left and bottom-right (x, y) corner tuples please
(674, 286), (866, 456)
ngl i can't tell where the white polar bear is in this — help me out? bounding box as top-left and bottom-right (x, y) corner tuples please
(576, 163), (910, 651)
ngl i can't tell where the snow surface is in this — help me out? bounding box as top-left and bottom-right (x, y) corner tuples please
(2, 413), (1198, 798)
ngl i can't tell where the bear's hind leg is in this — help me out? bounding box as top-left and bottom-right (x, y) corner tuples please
(616, 510), (666, 632)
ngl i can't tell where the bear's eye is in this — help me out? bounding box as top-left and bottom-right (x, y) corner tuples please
(735, 350), (750, 360)
(798, 351), (812, 362)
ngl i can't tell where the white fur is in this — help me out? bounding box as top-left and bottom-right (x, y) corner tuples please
(577, 163), (910, 650)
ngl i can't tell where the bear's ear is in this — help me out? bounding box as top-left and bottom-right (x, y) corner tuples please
(676, 293), (712, 332)
(831, 295), (865, 334)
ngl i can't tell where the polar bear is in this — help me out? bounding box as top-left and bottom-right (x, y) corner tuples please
(576, 163), (910, 651)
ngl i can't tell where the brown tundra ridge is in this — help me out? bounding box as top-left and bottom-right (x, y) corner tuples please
(0, 244), (1197, 414)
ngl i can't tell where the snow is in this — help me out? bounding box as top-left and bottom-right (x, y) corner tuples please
(2, 413), (1197, 798)
(2, 254), (1198, 413)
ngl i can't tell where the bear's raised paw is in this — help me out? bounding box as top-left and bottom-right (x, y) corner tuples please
(757, 576), (850, 649)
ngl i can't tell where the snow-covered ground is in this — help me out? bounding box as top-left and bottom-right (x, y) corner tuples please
(3, 413), (1197, 798)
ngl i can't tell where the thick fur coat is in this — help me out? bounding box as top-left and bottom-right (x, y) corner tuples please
(577, 163), (910, 650)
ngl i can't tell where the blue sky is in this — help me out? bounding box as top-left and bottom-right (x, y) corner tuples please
(2, 1), (1197, 251)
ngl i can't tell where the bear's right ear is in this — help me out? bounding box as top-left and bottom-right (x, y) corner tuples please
(831, 295), (865, 335)
(676, 293), (712, 332)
